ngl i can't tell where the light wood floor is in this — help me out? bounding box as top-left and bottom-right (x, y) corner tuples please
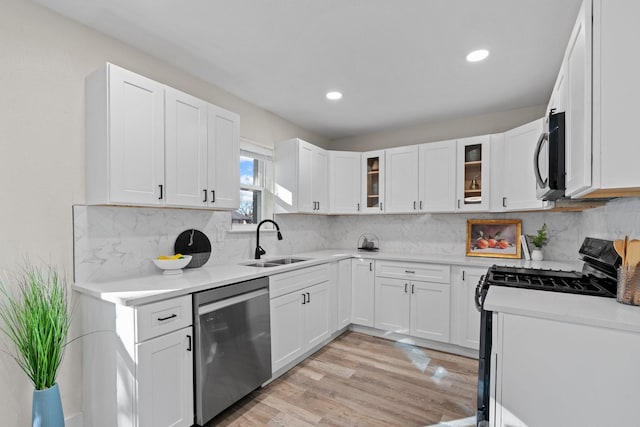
(209, 331), (478, 426)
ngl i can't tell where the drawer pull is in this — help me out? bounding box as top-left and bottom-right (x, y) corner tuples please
(157, 313), (177, 322)
(405, 270), (415, 274)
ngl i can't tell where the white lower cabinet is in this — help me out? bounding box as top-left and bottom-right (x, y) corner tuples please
(451, 266), (484, 350)
(81, 294), (194, 427)
(374, 261), (451, 343)
(492, 312), (640, 427)
(136, 327), (194, 427)
(337, 259), (352, 329)
(351, 258), (375, 327)
(269, 265), (332, 373)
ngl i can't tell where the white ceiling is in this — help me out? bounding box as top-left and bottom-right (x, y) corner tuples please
(35, 0), (582, 140)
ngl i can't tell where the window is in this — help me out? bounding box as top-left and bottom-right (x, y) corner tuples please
(232, 139), (274, 229)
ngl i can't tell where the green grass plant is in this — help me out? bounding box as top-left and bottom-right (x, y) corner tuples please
(0, 264), (71, 390)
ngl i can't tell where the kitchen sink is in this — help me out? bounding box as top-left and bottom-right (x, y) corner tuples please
(242, 257), (310, 268)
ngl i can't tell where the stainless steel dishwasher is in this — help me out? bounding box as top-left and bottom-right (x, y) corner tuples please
(193, 276), (271, 426)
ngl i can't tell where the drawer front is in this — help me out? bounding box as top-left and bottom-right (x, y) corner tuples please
(136, 295), (192, 342)
(269, 264), (330, 299)
(375, 261), (450, 283)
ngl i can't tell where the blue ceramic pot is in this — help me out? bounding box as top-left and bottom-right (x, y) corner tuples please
(32, 383), (64, 427)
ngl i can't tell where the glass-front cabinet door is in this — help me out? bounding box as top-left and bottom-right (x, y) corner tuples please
(361, 150), (385, 213)
(456, 136), (490, 212)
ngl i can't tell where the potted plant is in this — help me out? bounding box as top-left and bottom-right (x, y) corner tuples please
(0, 263), (71, 427)
(528, 223), (549, 261)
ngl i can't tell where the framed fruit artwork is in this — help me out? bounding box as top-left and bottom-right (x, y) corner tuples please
(466, 219), (522, 258)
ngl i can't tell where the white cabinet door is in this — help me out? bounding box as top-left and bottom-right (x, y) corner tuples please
(361, 150), (385, 213)
(311, 147), (329, 213)
(136, 327), (193, 427)
(456, 136), (491, 211)
(564, 0), (592, 197)
(104, 64), (166, 205)
(165, 87), (208, 207)
(304, 282), (331, 348)
(410, 281), (450, 343)
(337, 259), (352, 329)
(329, 151), (361, 214)
(451, 267), (484, 350)
(351, 259), (375, 327)
(499, 119), (552, 212)
(297, 141), (315, 213)
(385, 145), (420, 213)
(207, 104), (240, 209)
(419, 140), (457, 213)
(547, 63), (567, 115)
(270, 291), (305, 372)
(374, 277), (410, 333)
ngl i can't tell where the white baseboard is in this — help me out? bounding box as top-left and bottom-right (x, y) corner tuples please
(65, 412), (83, 427)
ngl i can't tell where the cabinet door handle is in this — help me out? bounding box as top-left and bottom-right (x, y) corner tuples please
(317, 201), (320, 211)
(404, 283), (408, 293)
(211, 190), (216, 203)
(502, 197), (507, 208)
(306, 292), (310, 303)
(457, 199), (461, 209)
(413, 201), (416, 210)
(369, 262), (372, 272)
(420, 201), (423, 210)
(357, 202), (360, 212)
(187, 334), (192, 352)
(411, 284), (415, 294)
(158, 184), (163, 200)
(203, 189), (208, 203)
(302, 293), (306, 305)
(405, 270), (415, 274)
(462, 271), (465, 281)
(157, 313), (177, 322)
(380, 202), (383, 211)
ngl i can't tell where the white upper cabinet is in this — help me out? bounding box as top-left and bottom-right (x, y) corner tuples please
(275, 138), (328, 214)
(329, 151), (361, 214)
(556, 0), (640, 198)
(85, 63), (240, 209)
(492, 120), (553, 212)
(456, 136), (491, 212)
(207, 104), (240, 209)
(165, 91), (239, 209)
(590, 0), (640, 196)
(419, 140), (457, 213)
(564, 0), (592, 197)
(361, 150), (385, 213)
(385, 145), (420, 213)
(86, 63), (166, 206)
(547, 62), (567, 115)
(165, 87), (208, 207)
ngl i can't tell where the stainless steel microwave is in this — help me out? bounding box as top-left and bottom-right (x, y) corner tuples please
(534, 110), (565, 200)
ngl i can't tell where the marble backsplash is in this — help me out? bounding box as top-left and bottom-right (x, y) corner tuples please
(73, 197), (640, 282)
(73, 205), (333, 282)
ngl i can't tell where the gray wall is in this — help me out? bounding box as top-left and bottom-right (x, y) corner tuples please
(329, 105), (545, 151)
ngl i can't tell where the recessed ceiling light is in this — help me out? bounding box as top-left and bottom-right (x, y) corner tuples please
(326, 91), (342, 100)
(466, 49), (490, 62)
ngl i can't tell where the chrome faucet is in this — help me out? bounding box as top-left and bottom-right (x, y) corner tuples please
(255, 219), (283, 259)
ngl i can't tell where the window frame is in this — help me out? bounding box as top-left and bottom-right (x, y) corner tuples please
(231, 139), (274, 232)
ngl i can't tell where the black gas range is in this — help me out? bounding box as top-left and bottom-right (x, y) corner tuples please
(475, 237), (620, 426)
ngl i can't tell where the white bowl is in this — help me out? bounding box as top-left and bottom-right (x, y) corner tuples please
(152, 255), (192, 275)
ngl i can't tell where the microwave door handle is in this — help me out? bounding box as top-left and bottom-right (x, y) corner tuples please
(533, 132), (548, 188)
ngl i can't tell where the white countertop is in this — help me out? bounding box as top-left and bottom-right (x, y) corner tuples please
(485, 286), (640, 334)
(72, 248), (582, 306)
